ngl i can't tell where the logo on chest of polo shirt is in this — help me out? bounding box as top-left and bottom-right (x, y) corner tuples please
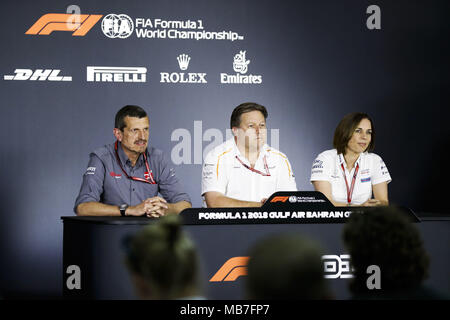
(360, 169), (370, 182)
(85, 167), (96, 175)
(360, 169), (370, 175)
(312, 160), (323, 169)
(110, 171), (122, 179)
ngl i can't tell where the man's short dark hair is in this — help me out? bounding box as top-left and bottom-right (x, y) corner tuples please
(115, 105), (148, 131)
(124, 215), (201, 299)
(343, 207), (430, 294)
(230, 102), (268, 129)
(333, 112), (375, 154)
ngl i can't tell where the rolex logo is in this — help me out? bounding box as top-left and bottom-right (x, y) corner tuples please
(177, 54), (191, 71)
(160, 54), (207, 84)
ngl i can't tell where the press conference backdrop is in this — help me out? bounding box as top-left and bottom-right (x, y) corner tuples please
(0, 0), (448, 297)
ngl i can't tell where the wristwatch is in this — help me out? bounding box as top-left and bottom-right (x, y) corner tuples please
(119, 204), (129, 217)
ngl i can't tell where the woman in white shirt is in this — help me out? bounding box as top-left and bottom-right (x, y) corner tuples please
(310, 112), (391, 207)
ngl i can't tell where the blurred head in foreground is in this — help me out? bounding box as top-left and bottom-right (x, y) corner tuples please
(245, 233), (332, 299)
(124, 215), (202, 299)
(343, 207), (430, 298)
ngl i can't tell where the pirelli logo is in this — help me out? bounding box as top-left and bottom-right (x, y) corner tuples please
(87, 66), (147, 82)
(26, 13), (102, 36)
(209, 257), (249, 282)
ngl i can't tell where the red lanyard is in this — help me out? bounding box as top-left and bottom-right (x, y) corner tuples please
(235, 155), (271, 176)
(340, 162), (359, 204)
(114, 141), (156, 184)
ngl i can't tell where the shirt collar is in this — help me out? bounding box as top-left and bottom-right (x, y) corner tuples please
(356, 153), (364, 166)
(116, 141), (146, 168)
(338, 152), (365, 168)
(228, 138), (270, 161)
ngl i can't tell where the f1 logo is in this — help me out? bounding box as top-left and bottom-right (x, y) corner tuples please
(26, 13), (103, 36)
(322, 254), (354, 279)
(270, 196), (289, 203)
(209, 257), (249, 282)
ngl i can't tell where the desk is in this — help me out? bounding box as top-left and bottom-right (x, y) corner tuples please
(62, 193), (450, 299)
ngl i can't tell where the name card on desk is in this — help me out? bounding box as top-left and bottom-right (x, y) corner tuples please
(182, 191), (358, 225)
(181, 191), (419, 225)
(197, 209), (352, 221)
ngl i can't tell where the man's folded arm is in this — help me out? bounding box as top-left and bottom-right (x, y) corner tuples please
(204, 191), (262, 208)
(166, 201), (192, 215)
(76, 200), (172, 216)
(73, 154), (152, 216)
(76, 202), (121, 216)
(74, 154), (108, 216)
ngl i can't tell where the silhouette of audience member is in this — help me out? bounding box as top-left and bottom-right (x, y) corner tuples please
(245, 233), (332, 299)
(124, 215), (204, 299)
(343, 206), (446, 299)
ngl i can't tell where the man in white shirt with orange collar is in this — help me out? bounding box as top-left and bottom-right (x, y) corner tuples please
(201, 102), (297, 208)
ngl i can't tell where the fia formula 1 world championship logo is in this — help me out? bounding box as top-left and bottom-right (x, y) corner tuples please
(101, 14), (134, 38)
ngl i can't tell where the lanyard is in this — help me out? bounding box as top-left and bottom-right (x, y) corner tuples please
(340, 162), (359, 204)
(114, 141), (156, 184)
(235, 155), (271, 176)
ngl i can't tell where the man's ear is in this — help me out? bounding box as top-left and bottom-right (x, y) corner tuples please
(231, 127), (238, 136)
(113, 128), (123, 142)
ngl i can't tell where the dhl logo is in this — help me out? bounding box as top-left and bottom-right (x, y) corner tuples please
(26, 13), (102, 36)
(270, 196), (289, 203)
(209, 257), (249, 282)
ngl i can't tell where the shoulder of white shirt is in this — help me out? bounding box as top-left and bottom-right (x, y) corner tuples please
(316, 149), (383, 163)
(265, 145), (289, 161)
(203, 138), (233, 159)
(206, 138), (289, 159)
(317, 149), (338, 159)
